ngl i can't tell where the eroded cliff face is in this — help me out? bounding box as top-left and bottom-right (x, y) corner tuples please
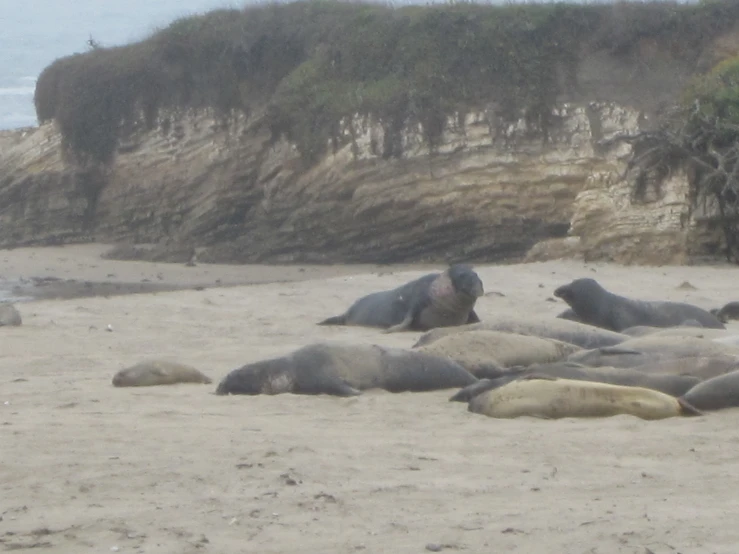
(0, 100), (655, 264)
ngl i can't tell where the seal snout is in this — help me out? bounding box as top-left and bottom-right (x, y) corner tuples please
(553, 284), (571, 301)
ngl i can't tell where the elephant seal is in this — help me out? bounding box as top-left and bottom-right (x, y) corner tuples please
(448, 361), (699, 401)
(318, 264), (483, 333)
(712, 301), (739, 323)
(630, 356), (739, 380)
(415, 330), (581, 376)
(567, 335), (739, 369)
(553, 278), (725, 332)
(464, 375), (702, 420)
(413, 316), (628, 350)
(620, 325), (728, 339)
(112, 360), (213, 387)
(0, 303), (21, 326)
(215, 342), (478, 397)
(681, 369), (739, 411)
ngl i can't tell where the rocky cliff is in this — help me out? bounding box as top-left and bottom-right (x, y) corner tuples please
(0, 11), (737, 266)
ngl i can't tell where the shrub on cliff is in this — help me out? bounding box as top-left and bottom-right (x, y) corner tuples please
(33, 0), (739, 167)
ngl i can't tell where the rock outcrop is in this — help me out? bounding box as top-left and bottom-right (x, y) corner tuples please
(1, 24), (737, 265)
(0, 101), (644, 265)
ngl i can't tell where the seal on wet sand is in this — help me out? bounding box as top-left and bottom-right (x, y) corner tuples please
(0, 303), (22, 326)
(553, 278), (725, 332)
(448, 361), (700, 401)
(215, 342), (478, 397)
(681, 369), (739, 411)
(413, 315), (628, 350)
(112, 360), (213, 387)
(463, 375), (702, 420)
(318, 264), (483, 333)
(415, 330), (581, 377)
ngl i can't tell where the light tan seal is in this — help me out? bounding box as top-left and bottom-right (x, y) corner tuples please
(465, 375), (702, 420)
(112, 360), (213, 387)
(413, 316), (628, 350)
(414, 330), (581, 377)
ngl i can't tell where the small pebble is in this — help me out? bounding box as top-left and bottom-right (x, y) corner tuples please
(425, 544), (443, 552)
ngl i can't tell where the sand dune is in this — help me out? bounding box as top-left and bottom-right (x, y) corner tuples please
(2, 245), (739, 553)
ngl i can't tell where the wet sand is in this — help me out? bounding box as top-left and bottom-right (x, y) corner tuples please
(2, 244), (739, 553)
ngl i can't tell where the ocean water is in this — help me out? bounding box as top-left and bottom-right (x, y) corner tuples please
(0, 0), (241, 130)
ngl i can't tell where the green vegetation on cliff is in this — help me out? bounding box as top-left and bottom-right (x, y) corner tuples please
(34, 0), (739, 166)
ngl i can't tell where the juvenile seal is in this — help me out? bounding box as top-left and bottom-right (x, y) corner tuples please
(619, 325), (730, 339)
(553, 278), (725, 332)
(215, 342), (478, 397)
(630, 356), (739, 380)
(415, 330), (581, 376)
(568, 335), (739, 369)
(112, 360), (213, 387)
(712, 301), (739, 323)
(681, 369), (739, 411)
(464, 375), (702, 420)
(0, 303), (21, 326)
(318, 264), (483, 333)
(413, 316), (628, 350)
(448, 361), (699, 401)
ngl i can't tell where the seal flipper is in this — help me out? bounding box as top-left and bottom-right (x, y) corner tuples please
(677, 397), (703, 417)
(449, 379), (496, 402)
(384, 312), (414, 333)
(596, 346), (643, 356)
(467, 310), (481, 324)
(318, 314), (347, 326)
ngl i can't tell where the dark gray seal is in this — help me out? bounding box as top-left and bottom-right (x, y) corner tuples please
(712, 301), (739, 323)
(448, 361), (699, 402)
(413, 316), (628, 350)
(318, 264), (483, 333)
(553, 278), (726, 332)
(681, 369), (739, 411)
(0, 303), (22, 326)
(215, 342), (478, 397)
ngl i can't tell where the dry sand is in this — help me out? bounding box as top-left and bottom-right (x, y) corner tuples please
(2, 244), (739, 553)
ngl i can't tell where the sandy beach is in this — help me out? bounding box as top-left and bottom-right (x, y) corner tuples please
(2, 244), (739, 554)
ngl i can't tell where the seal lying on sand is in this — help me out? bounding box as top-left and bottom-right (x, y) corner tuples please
(112, 360), (213, 387)
(318, 264), (483, 333)
(568, 335), (739, 369)
(415, 330), (581, 377)
(712, 301), (739, 323)
(215, 342), (478, 397)
(619, 325), (728, 339)
(448, 362), (699, 401)
(553, 278), (725, 332)
(0, 303), (22, 327)
(681, 370), (739, 411)
(462, 375), (702, 420)
(413, 316), (628, 350)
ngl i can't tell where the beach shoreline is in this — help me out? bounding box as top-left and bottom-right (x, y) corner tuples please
(2, 243), (739, 553)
